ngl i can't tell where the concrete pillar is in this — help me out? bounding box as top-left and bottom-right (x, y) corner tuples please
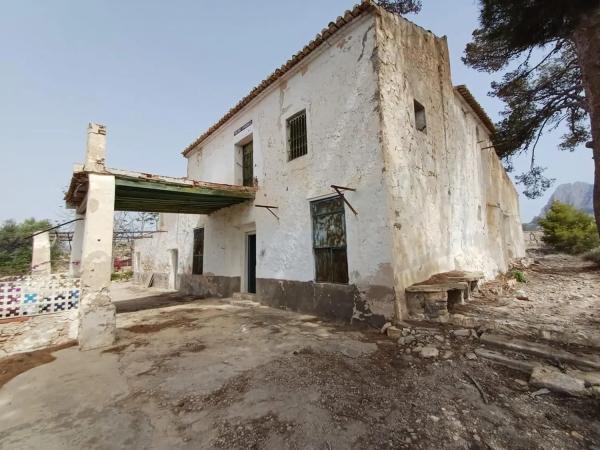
(78, 173), (116, 350)
(69, 214), (85, 277)
(84, 123), (107, 172)
(78, 124), (115, 350)
(31, 232), (51, 276)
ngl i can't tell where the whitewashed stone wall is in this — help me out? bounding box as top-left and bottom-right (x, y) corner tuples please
(135, 9), (525, 321)
(375, 10), (525, 317)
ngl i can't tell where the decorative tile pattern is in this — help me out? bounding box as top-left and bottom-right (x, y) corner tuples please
(0, 274), (80, 319)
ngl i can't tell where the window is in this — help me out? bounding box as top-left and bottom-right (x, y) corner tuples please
(414, 100), (427, 133)
(287, 110), (308, 160)
(192, 228), (204, 275)
(311, 196), (349, 284)
(242, 141), (253, 187)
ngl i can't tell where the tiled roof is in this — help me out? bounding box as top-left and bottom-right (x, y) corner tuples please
(181, 2), (497, 156)
(454, 84), (496, 134)
(182, 0), (376, 156)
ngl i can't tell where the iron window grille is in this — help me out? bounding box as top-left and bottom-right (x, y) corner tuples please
(287, 110), (308, 161)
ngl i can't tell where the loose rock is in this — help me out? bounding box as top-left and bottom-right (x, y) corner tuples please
(420, 346), (439, 358)
(530, 366), (587, 397)
(452, 329), (471, 338)
(387, 326), (402, 339)
(381, 322), (392, 334)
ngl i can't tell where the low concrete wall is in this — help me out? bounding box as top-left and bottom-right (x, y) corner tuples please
(133, 272), (169, 289)
(0, 311), (78, 357)
(179, 274), (240, 298)
(257, 278), (387, 328)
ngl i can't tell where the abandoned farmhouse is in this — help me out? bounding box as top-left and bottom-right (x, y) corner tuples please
(0, 1), (525, 355)
(132, 2), (524, 327)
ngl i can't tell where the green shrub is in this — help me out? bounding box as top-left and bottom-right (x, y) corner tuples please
(583, 247), (600, 265)
(538, 201), (600, 254)
(511, 270), (527, 283)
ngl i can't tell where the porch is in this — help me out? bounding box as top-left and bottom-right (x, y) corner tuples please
(63, 123), (255, 350)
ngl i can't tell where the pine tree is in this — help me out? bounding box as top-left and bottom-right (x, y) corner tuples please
(463, 0), (600, 237)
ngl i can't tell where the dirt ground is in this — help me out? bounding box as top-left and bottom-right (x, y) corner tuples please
(453, 250), (600, 348)
(1, 284), (599, 449)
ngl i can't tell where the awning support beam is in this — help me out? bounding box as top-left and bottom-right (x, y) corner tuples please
(331, 185), (358, 216)
(255, 204), (279, 220)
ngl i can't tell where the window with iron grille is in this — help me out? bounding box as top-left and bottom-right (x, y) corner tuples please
(311, 196), (349, 284)
(192, 228), (204, 275)
(287, 110), (308, 161)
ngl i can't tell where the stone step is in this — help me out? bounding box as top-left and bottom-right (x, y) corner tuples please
(232, 292), (257, 301)
(474, 348), (537, 374)
(480, 333), (600, 370)
(229, 300), (259, 307)
(475, 348), (600, 397)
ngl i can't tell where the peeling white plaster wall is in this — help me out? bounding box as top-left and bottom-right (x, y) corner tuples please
(136, 9), (525, 321)
(138, 15), (395, 314)
(375, 10), (525, 317)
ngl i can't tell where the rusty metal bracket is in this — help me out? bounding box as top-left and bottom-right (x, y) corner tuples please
(255, 204), (279, 220)
(331, 185), (358, 216)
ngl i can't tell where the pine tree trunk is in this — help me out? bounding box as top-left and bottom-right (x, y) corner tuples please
(573, 5), (600, 237)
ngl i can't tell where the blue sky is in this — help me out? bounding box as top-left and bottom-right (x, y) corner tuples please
(0, 0), (594, 223)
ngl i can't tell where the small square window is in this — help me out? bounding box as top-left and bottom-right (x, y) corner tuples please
(414, 100), (427, 133)
(287, 110), (307, 161)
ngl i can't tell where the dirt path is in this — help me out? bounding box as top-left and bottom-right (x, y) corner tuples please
(1, 298), (599, 449)
(453, 253), (600, 347)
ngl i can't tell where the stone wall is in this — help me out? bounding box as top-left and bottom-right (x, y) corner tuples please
(0, 312), (78, 357)
(374, 9), (525, 317)
(134, 8), (525, 323)
(136, 15), (397, 321)
(0, 274), (81, 356)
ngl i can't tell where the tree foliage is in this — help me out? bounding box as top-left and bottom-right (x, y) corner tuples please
(538, 201), (600, 254)
(378, 0), (422, 15)
(463, 0), (599, 199)
(0, 218), (55, 276)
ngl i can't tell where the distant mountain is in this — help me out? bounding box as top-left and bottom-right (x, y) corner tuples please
(524, 182), (594, 229)
(540, 182), (594, 216)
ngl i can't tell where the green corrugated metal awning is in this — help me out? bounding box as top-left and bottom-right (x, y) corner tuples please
(66, 167), (255, 214)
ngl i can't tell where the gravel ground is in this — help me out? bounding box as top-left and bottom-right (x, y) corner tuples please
(453, 251), (600, 347)
(1, 293), (599, 449)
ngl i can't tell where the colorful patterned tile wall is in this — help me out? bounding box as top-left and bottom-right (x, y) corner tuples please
(0, 274), (80, 319)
